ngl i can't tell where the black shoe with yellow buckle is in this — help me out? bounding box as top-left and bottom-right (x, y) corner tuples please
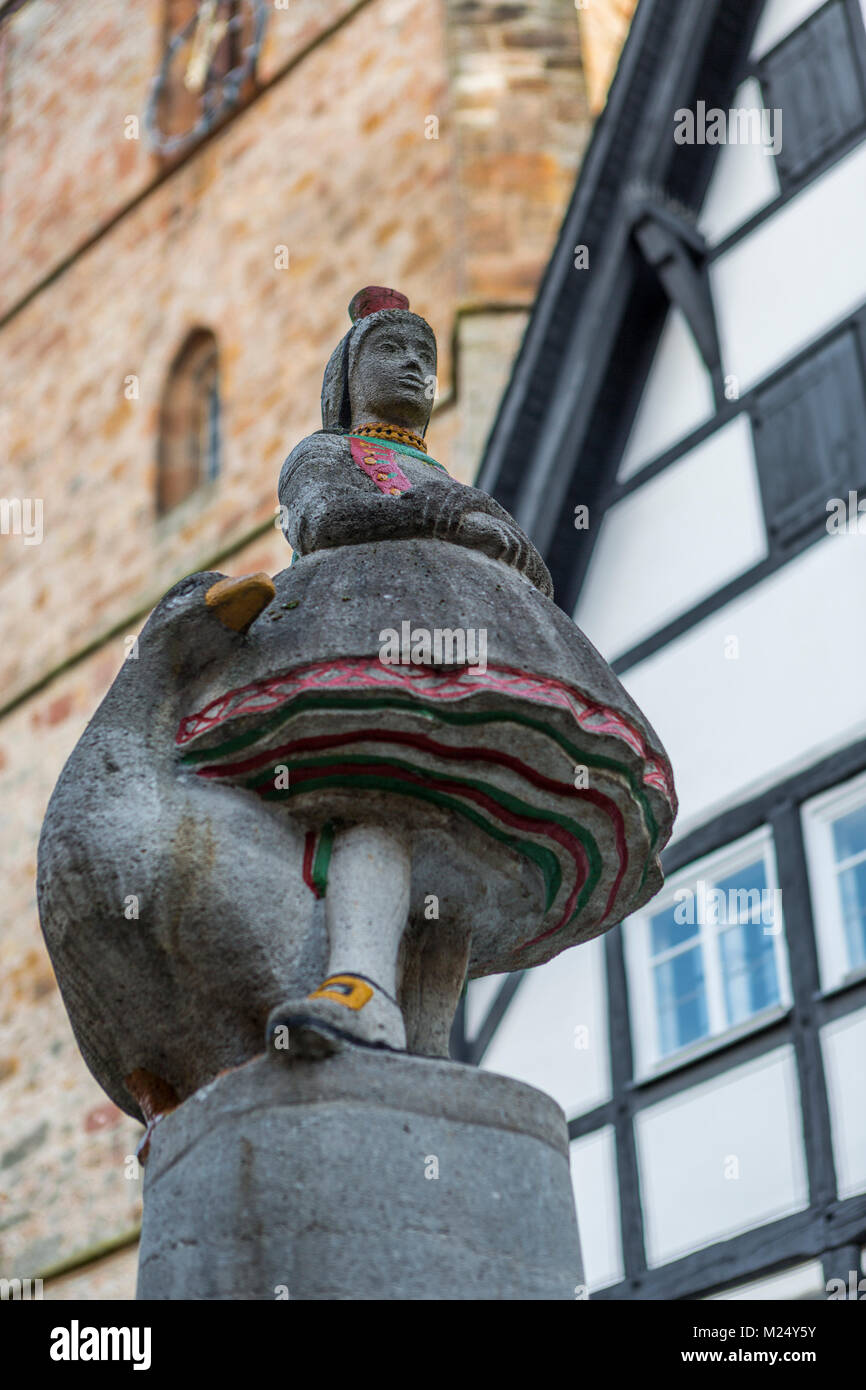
(266, 973), (407, 1059)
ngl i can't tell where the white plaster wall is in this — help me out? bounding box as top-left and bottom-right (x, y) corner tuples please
(621, 532), (866, 838)
(464, 973), (507, 1038)
(481, 935), (610, 1118)
(706, 1259), (825, 1300)
(576, 415), (767, 661)
(635, 1047), (808, 1266)
(821, 1007), (866, 1199)
(569, 1127), (623, 1291)
(711, 141), (866, 394)
(750, 0), (827, 56)
(617, 308), (715, 480)
(698, 79), (781, 245)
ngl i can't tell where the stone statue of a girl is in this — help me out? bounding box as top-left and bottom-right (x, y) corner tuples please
(38, 287), (675, 1147)
(279, 286), (552, 594)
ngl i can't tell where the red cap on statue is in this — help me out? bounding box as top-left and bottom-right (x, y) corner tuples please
(348, 287), (410, 323)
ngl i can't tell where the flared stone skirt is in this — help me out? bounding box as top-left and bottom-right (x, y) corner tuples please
(175, 540), (677, 973)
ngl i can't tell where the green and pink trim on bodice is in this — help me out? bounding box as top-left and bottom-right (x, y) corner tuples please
(349, 434), (448, 495)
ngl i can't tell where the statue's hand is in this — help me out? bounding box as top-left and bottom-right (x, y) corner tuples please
(456, 511), (554, 596)
(395, 479), (467, 541)
(395, 486), (553, 595)
(457, 512), (521, 563)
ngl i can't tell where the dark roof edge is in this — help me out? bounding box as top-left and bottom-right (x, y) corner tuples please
(477, 0), (756, 513)
(477, 0), (674, 493)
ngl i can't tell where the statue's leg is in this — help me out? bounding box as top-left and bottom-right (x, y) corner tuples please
(399, 916), (472, 1059)
(267, 824), (410, 1058)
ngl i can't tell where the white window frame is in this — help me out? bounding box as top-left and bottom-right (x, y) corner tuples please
(624, 828), (792, 1079)
(802, 767), (866, 992)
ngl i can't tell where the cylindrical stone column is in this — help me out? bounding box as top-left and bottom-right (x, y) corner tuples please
(137, 1050), (582, 1300)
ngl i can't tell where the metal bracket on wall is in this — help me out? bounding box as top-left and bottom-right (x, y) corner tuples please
(629, 197), (724, 404)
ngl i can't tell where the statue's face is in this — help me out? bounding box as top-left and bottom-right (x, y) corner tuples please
(349, 319), (436, 432)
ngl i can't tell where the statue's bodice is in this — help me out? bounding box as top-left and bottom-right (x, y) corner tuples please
(277, 430), (554, 596)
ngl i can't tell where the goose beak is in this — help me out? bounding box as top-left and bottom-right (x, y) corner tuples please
(205, 572), (276, 632)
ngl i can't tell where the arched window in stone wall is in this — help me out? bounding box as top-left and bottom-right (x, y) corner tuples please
(156, 329), (221, 516)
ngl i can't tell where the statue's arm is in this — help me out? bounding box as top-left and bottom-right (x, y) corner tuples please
(279, 436), (481, 554)
(278, 436), (420, 553)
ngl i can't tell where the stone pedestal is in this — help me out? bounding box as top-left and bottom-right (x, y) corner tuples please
(137, 1049), (582, 1300)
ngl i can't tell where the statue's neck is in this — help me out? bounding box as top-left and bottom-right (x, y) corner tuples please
(350, 418), (429, 454)
(351, 413), (424, 435)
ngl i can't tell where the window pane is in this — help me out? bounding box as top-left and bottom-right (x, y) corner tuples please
(653, 947), (708, 1055)
(831, 803), (866, 863)
(838, 859), (866, 970)
(158, 329), (221, 515)
(649, 902), (697, 956)
(715, 859), (768, 924)
(719, 920), (781, 1025)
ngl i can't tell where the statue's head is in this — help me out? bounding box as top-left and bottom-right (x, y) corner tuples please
(321, 287), (437, 436)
